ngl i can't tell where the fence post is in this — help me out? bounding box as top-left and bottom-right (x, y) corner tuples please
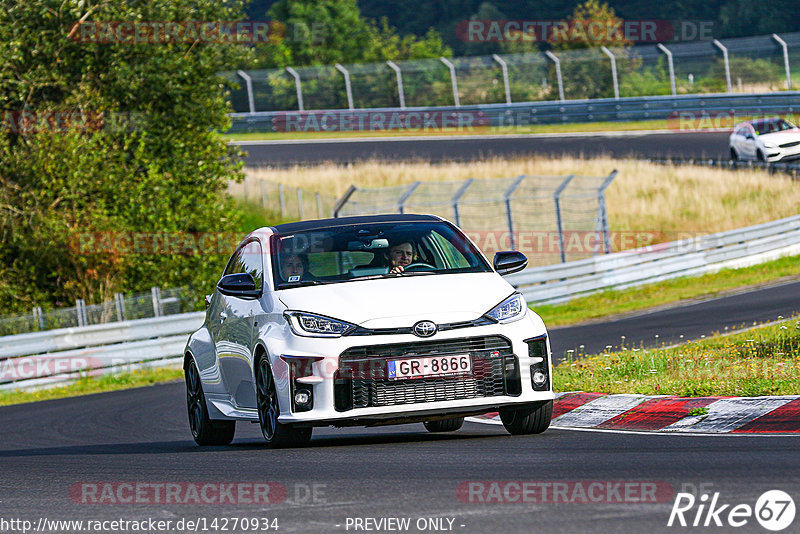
(243, 174), (248, 202)
(297, 188), (304, 220)
(492, 54), (512, 105)
(398, 181), (421, 214)
(236, 70), (256, 114)
(712, 39), (733, 93)
(260, 179), (267, 208)
(544, 51), (565, 102)
(772, 34), (792, 90)
(151, 287), (162, 317)
(554, 174), (576, 263)
(335, 63), (355, 110)
(439, 57), (460, 107)
(76, 299), (86, 327)
(504, 175), (527, 250)
(33, 306), (44, 330)
(278, 183), (286, 218)
(451, 178), (474, 227)
(285, 67), (304, 111)
(656, 43), (677, 96)
(600, 46), (620, 100)
(596, 170), (618, 254)
(114, 293), (126, 322)
(333, 185), (358, 218)
(386, 60), (406, 108)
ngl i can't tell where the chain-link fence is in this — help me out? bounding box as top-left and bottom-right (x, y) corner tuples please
(0, 287), (191, 336)
(229, 176), (339, 221)
(226, 32), (799, 113)
(333, 172), (617, 266)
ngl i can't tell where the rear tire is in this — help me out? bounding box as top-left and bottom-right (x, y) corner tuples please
(185, 359), (236, 446)
(424, 417), (464, 433)
(500, 400), (552, 435)
(255, 356), (312, 448)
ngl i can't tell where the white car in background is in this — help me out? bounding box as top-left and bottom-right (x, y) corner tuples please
(183, 214), (554, 448)
(729, 117), (800, 162)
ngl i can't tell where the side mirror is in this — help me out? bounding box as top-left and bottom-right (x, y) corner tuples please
(745, 132), (754, 140)
(217, 273), (260, 299)
(493, 251), (528, 276)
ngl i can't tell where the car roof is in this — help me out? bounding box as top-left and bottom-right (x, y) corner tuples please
(271, 214), (442, 234)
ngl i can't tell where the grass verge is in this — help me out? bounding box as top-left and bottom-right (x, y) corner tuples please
(536, 254), (800, 327)
(554, 315), (800, 396)
(224, 120), (670, 142)
(0, 367), (184, 407)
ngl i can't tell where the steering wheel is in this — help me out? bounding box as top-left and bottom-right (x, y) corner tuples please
(402, 262), (436, 272)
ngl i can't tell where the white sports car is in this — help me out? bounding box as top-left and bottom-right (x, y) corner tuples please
(184, 214), (553, 447)
(729, 117), (800, 162)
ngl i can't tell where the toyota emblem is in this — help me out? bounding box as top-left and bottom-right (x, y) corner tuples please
(413, 320), (437, 338)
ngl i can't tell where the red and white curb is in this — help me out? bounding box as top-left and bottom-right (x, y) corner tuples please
(468, 392), (800, 433)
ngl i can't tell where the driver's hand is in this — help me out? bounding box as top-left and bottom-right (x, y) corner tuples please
(389, 265), (404, 274)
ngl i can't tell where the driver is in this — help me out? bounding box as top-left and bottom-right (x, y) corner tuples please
(384, 241), (415, 274)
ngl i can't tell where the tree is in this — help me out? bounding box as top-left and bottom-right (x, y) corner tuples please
(547, 0), (635, 99)
(0, 0), (251, 313)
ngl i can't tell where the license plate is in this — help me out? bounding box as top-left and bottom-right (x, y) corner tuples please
(387, 354), (471, 380)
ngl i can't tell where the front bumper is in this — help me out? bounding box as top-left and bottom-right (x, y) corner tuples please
(266, 310), (553, 425)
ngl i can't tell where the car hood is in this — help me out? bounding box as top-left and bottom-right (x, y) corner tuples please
(278, 272), (516, 328)
(759, 130), (800, 144)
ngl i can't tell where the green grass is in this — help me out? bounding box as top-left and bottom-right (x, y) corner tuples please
(0, 367), (185, 407)
(554, 315), (800, 396)
(223, 119), (670, 142)
(534, 254), (800, 327)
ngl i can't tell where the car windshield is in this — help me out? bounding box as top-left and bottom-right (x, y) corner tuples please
(753, 118), (796, 135)
(271, 221), (492, 289)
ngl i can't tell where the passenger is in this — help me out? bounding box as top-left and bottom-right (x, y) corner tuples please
(280, 253), (313, 281)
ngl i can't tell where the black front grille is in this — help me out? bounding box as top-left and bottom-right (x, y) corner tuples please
(334, 336), (519, 411)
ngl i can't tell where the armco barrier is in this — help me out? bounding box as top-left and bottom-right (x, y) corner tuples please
(507, 214), (800, 304)
(229, 91), (800, 133)
(2, 215), (799, 390)
(0, 312), (205, 391)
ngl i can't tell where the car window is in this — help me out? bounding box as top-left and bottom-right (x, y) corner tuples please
(223, 239), (263, 290)
(271, 221), (491, 289)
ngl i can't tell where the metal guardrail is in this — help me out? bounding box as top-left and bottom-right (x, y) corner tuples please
(0, 312), (205, 391)
(647, 157), (800, 178)
(229, 91), (800, 133)
(2, 214), (799, 390)
(507, 214), (800, 304)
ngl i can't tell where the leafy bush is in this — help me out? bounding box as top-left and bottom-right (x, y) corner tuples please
(0, 0), (252, 313)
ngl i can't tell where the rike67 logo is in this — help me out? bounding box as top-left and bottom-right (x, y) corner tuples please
(668, 490), (795, 531)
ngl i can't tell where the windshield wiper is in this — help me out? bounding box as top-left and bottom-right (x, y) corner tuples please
(278, 280), (324, 289)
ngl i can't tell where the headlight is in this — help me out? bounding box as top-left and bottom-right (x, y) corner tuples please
(485, 293), (526, 323)
(285, 311), (356, 337)
(763, 142), (778, 148)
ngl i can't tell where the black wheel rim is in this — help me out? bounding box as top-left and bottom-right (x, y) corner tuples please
(186, 363), (204, 439)
(256, 359), (278, 441)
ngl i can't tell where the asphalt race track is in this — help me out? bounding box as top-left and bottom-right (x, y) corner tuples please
(2, 383), (799, 534)
(237, 131), (730, 166)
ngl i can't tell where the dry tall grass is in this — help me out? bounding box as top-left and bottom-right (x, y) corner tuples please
(243, 157), (800, 237)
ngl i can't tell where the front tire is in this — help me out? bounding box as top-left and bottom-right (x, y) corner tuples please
(186, 359), (235, 446)
(255, 356), (312, 448)
(500, 400), (552, 435)
(757, 150), (765, 162)
(424, 417), (464, 433)
(729, 148), (738, 161)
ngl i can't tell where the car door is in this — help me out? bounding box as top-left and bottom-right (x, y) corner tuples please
(218, 238), (264, 409)
(741, 126), (757, 159)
